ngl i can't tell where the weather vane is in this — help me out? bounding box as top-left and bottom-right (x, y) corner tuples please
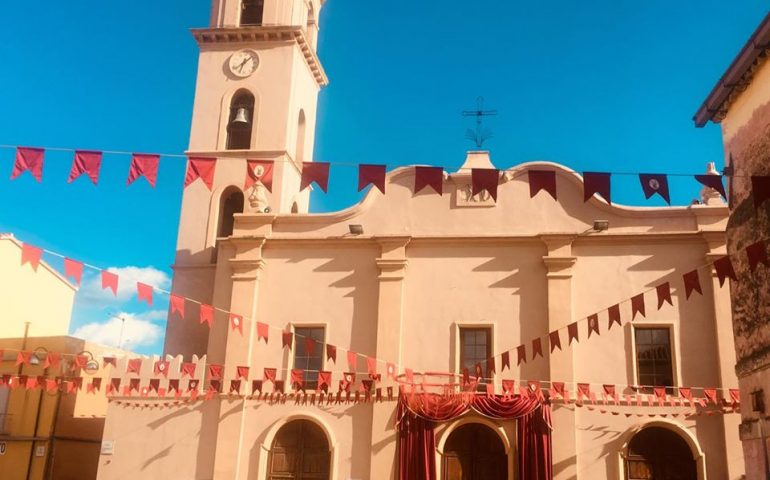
(462, 96), (497, 148)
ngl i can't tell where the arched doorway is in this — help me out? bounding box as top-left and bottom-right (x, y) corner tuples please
(267, 419), (330, 480)
(442, 423), (507, 480)
(626, 427), (697, 480)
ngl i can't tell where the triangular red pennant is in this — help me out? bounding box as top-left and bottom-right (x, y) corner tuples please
(257, 322), (268, 343)
(471, 168), (500, 201)
(184, 157), (217, 190)
(516, 345), (526, 365)
(16, 351), (31, 366)
(300, 162), (330, 192)
(326, 344), (337, 363)
(304, 337), (316, 356)
(746, 241), (769, 272)
(487, 356), (496, 375)
(703, 388), (717, 405)
(602, 384), (617, 404)
(229, 314), (243, 335)
(502, 379), (515, 396)
(713, 256), (737, 287)
(358, 164), (386, 193)
(126, 358), (142, 375)
(347, 351), (358, 371)
(170, 294), (185, 319)
(282, 331), (293, 350)
(199, 304), (214, 327)
(567, 322), (579, 345)
(729, 389), (740, 406)
(245, 160), (274, 192)
(531, 338), (543, 359)
(180, 362), (196, 378)
(68, 150), (103, 185)
(236, 366), (249, 380)
(43, 352), (60, 370)
(73, 354), (89, 371)
(101, 270), (119, 296)
(501, 351), (510, 370)
(251, 380), (262, 395)
(263, 368), (277, 383)
(318, 371), (332, 392)
(127, 153), (160, 187)
(154, 360), (169, 377)
(528, 170), (557, 200)
(21, 243), (42, 271)
(63, 258), (83, 285)
(366, 357), (377, 375)
(683, 270), (702, 299)
(549, 330), (561, 352)
(752, 176), (770, 208)
(656, 282), (672, 309)
(639, 174), (670, 204)
(137, 283), (153, 306)
(11, 147), (45, 182)
(630, 293), (646, 320)
(208, 364), (223, 379)
(414, 166), (443, 195)
(587, 314), (600, 338)
(149, 379), (160, 393)
(607, 304), (621, 329)
(694, 174), (726, 200)
(583, 172), (611, 203)
(577, 383), (591, 402)
(103, 356), (117, 368)
(229, 380), (241, 395)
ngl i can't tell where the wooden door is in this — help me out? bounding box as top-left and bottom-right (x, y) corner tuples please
(442, 423), (507, 480)
(268, 420), (330, 480)
(626, 427), (697, 480)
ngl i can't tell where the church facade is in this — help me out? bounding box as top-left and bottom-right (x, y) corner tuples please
(97, 1), (744, 479)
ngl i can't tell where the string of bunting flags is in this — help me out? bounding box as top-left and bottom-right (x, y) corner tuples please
(5, 145), (770, 207)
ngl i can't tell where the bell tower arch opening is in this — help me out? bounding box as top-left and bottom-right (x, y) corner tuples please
(226, 90), (255, 150)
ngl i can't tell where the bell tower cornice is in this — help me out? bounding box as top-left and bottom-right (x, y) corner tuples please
(192, 26), (328, 86)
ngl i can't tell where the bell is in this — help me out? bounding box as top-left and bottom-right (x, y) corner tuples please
(231, 107), (250, 125)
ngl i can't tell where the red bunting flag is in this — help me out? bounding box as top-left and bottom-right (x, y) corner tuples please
(553, 382), (568, 402)
(148, 379), (160, 393)
(68, 150), (103, 185)
(245, 160), (274, 192)
(236, 366), (249, 380)
(583, 172), (611, 204)
(43, 352), (60, 370)
(184, 157), (217, 190)
(300, 162), (330, 192)
(529, 170), (557, 200)
(502, 379), (515, 396)
(282, 331), (293, 350)
(170, 294), (185, 318)
(229, 314), (243, 335)
(63, 258), (83, 285)
(48, 379), (61, 393)
(101, 270), (119, 296)
(752, 176), (770, 208)
(639, 174), (670, 204)
(703, 388), (717, 405)
(228, 380), (241, 395)
(318, 371), (332, 391)
(326, 344), (337, 363)
(16, 351), (31, 366)
(577, 383), (591, 403)
(516, 345), (526, 365)
(567, 322), (579, 345)
(694, 174), (726, 200)
(358, 164), (386, 193)
(263, 368), (277, 383)
(386, 363), (396, 380)
(257, 322), (269, 343)
(656, 282), (672, 309)
(607, 304), (621, 329)
(154, 360), (170, 377)
(501, 351), (510, 370)
(20, 243), (42, 271)
(683, 270), (702, 299)
(347, 351), (358, 371)
(127, 154), (160, 187)
(486, 383), (495, 396)
(679, 387), (693, 407)
(549, 330), (562, 352)
(73, 354), (89, 371)
(729, 389), (740, 406)
(414, 166), (443, 195)
(713, 256), (737, 287)
(304, 337), (316, 356)
(137, 283), (153, 306)
(200, 304), (214, 327)
(653, 387), (666, 406)
(487, 357), (496, 375)
(602, 384), (617, 404)
(103, 356), (117, 368)
(367, 357), (378, 375)
(471, 168), (500, 201)
(180, 362), (196, 378)
(631, 293), (645, 320)
(746, 241), (769, 272)
(532, 338), (543, 359)
(127, 358), (142, 375)
(587, 314), (600, 338)
(11, 147), (45, 182)
(208, 364), (223, 379)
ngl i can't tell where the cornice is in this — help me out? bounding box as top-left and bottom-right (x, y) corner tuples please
(192, 26), (328, 86)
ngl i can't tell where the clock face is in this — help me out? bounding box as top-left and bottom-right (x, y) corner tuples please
(229, 50), (259, 78)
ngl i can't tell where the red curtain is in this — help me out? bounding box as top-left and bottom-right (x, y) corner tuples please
(397, 393), (552, 480)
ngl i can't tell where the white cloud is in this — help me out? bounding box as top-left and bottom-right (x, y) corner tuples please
(77, 265), (171, 306)
(72, 311), (164, 350)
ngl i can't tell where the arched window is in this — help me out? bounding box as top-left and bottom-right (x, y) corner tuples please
(295, 110), (306, 163)
(268, 420), (330, 480)
(226, 90), (255, 150)
(442, 423), (506, 479)
(626, 427), (696, 480)
(241, 0), (264, 26)
(217, 187), (244, 239)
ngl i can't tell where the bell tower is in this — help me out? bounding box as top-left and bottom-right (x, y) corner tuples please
(166, 0), (327, 357)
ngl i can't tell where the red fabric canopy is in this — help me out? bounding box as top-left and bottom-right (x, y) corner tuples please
(398, 392), (552, 480)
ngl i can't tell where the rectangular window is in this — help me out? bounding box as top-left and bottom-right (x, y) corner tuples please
(294, 327), (325, 390)
(459, 327), (492, 382)
(241, 0), (265, 26)
(634, 327), (674, 392)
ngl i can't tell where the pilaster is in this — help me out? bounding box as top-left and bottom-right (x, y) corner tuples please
(369, 236), (410, 480)
(540, 234), (578, 480)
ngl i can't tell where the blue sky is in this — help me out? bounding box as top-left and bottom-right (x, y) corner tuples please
(0, 1), (766, 354)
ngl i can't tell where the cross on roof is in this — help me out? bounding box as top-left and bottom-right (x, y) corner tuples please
(462, 97), (497, 148)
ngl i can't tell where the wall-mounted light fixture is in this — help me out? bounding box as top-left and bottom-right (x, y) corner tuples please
(348, 224), (364, 235)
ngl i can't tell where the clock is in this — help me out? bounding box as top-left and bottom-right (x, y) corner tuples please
(228, 49), (259, 78)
